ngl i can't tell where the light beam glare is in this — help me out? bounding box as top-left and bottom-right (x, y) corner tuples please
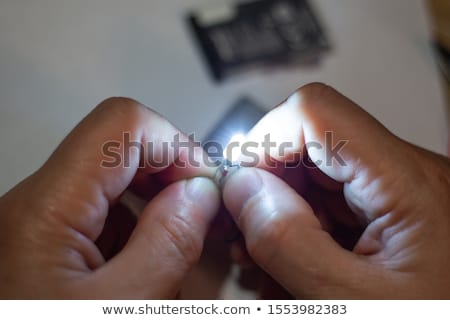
(223, 133), (246, 164)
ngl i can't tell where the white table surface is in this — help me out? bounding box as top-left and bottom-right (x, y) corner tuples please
(0, 0), (448, 196)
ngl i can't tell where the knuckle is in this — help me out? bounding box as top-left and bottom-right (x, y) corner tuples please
(297, 82), (333, 100)
(95, 97), (156, 128)
(98, 96), (143, 112)
(294, 82), (341, 118)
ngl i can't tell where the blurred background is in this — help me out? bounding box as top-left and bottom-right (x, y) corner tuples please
(0, 0), (449, 196)
(0, 0), (449, 299)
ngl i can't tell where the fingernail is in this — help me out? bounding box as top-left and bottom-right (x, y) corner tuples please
(185, 177), (220, 220)
(222, 168), (263, 219)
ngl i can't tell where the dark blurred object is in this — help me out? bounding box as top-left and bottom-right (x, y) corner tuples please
(202, 97), (266, 161)
(428, 0), (450, 53)
(435, 43), (450, 82)
(428, 0), (450, 82)
(187, 0), (329, 82)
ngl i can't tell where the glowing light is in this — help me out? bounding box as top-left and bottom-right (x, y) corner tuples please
(223, 133), (246, 163)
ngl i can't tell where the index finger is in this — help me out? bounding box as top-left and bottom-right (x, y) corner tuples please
(240, 83), (414, 220)
(31, 97), (214, 240)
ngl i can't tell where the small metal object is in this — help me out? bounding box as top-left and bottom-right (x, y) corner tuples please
(214, 159), (241, 187)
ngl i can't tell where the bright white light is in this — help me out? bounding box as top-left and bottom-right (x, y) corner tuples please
(223, 133), (246, 163)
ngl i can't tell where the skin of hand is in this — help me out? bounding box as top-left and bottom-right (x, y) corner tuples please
(0, 98), (220, 299)
(223, 83), (450, 299)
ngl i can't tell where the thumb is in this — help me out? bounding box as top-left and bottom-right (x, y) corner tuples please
(88, 177), (220, 299)
(223, 168), (373, 298)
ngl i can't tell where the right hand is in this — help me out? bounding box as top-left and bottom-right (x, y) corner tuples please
(222, 83), (450, 298)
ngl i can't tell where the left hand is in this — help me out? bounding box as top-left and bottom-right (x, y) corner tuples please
(0, 97), (220, 299)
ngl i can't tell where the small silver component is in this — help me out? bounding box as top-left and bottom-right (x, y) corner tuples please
(214, 159), (241, 187)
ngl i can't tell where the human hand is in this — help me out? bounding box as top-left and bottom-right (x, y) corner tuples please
(223, 83), (450, 298)
(0, 98), (220, 299)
